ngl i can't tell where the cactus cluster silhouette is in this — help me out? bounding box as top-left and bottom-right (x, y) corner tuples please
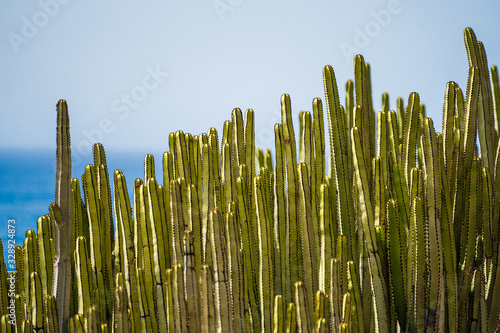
(2, 27), (500, 332)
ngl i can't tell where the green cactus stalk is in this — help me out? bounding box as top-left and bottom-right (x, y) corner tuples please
(386, 199), (407, 329)
(137, 182), (159, 332)
(0, 316), (11, 333)
(351, 126), (389, 332)
(94, 147), (115, 322)
(318, 183), (333, 295)
(200, 265), (216, 333)
(236, 174), (260, 332)
(169, 182), (186, 267)
(21, 319), (33, 333)
(74, 236), (92, 316)
(274, 123), (287, 299)
(15, 280), (25, 325)
(82, 163), (110, 326)
(146, 177), (168, 290)
(454, 67), (480, 255)
(465, 28), (498, 173)
(323, 65), (356, 263)
(113, 273), (129, 333)
(69, 314), (84, 333)
(52, 99), (73, 332)
(297, 162), (317, 322)
(171, 264), (188, 332)
(421, 117), (447, 331)
(201, 143), (214, 268)
(209, 208), (232, 332)
(341, 292), (351, 330)
(346, 260), (363, 333)
(294, 281), (311, 333)
(406, 197), (426, 332)
(314, 290), (327, 329)
(183, 230), (200, 333)
(45, 295), (59, 333)
(85, 305), (101, 332)
(281, 94), (301, 295)
(136, 267), (155, 332)
(254, 174), (274, 332)
(222, 142), (234, 211)
(132, 178), (143, 272)
(354, 55), (375, 174)
(22, 230), (38, 319)
(29, 272), (44, 330)
(187, 184), (201, 271)
(329, 258), (341, 331)
(113, 169), (140, 329)
(226, 208), (245, 332)
(164, 267), (174, 333)
(37, 215), (54, 301)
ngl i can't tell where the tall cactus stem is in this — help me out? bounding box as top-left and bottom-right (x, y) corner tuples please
(52, 99), (73, 332)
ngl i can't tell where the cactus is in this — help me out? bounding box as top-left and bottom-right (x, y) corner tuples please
(51, 99), (74, 332)
(4, 27), (500, 332)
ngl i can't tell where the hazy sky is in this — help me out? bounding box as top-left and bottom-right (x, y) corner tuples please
(2, 1), (500, 166)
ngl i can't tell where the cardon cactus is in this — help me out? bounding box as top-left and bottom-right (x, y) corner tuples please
(3, 27), (500, 333)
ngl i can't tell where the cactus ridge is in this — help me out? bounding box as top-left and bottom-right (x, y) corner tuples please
(5, 27), (500, 332)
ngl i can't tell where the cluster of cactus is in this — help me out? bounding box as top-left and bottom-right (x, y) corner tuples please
(1, 27), (500, 332)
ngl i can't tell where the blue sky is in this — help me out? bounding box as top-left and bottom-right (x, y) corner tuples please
(1, 1), (500, 161)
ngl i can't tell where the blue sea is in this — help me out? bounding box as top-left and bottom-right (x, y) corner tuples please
(0, 148), (166, 268)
